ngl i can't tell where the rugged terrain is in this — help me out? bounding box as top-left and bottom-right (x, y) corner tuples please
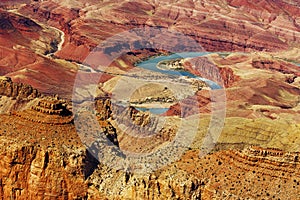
(0, 0), (300, 199)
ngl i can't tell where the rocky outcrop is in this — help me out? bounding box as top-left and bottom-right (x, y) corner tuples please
(13, 97), (73, 125)
(0, 142), (89, 199)
(94, 97), (119, 146)
(112, 104), (168, 137)
(2, 126), (300, 200)
(95, 97), (113, 121)
(0, 77), (74, 124)
(0, 76), (40, 100)
(32, 98), (71, 116)
(94, 99), (178, 156)
(87, 164), (202, 200)
(83, 146), (300, 199)
(184, 57), (239, 88)
(128, 106), (151, 127)
(0, 106), (105, 199)
(244, 146), (300, 163)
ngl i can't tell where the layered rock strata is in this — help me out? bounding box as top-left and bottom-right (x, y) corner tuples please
(13, 97), (73, 125)
(18, 0), (300, 63)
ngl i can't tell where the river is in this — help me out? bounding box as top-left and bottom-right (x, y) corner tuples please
(7, 8), (65, 57)
(133, 52), (222, 114)
(8, 8), (221, 115)
(47, 26), (65, 57)
(136, 52), (222, 90)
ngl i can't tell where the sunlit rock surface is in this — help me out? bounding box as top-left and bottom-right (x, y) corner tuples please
(0, 0), (300, 199)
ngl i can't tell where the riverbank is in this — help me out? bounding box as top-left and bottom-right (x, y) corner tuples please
(131, 102), (175, 115)
(157, 59), (185, 71)
(136, 52), (222, 90)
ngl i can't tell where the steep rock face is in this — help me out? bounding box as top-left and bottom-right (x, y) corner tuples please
(95, 97), (113, 121)
(0, 76), (40, 100)
(94, 97), (120, 146)
(2, 141), (300, 199)
(85, 147), (300, 199)
(0, 77), (74, 124)
(0, 106), (105, 199)
(88, 164), (202, 200)
(184, 57), (240, 88)
(94, 100), (178, 154)
(1, 110), (300, 200)
(0, 143), (88, 199)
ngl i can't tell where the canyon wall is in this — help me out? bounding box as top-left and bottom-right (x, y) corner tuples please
(18, 0), (300, 63)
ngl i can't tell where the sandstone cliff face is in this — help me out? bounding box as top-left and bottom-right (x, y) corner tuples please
(0, 143), (88, 200)
(0, 79), (90, 199)
(88, 164), (202, 200)
(183, 57), (239, 88)
(2, 133), (300, 200)
(84, 146), (300, 199)
(93, 98), (177, 153)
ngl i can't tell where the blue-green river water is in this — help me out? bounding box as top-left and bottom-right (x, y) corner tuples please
(134, 52), (222, 114)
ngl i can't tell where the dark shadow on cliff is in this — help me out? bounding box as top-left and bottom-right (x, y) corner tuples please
(84, 149), (100, 179)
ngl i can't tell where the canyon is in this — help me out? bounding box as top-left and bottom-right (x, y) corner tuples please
(0, 0), (300, 199)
